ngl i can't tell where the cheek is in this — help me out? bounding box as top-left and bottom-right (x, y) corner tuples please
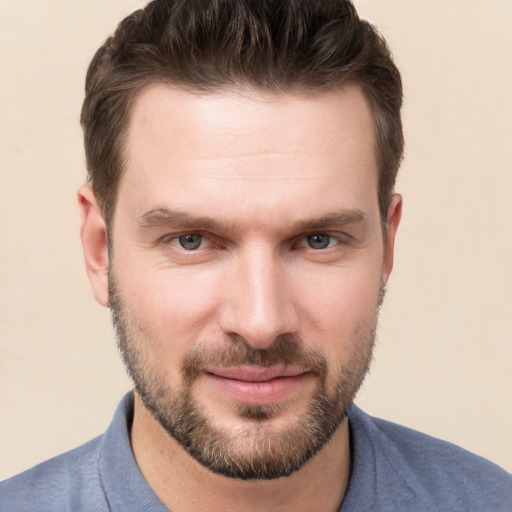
(293, 263), (382, 351)
(116, 263), (224, 360)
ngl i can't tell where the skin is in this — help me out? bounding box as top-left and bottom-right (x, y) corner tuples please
(78, 84), (402, 511)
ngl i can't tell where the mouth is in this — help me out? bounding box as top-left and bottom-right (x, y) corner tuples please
(202, 365), (312, 405)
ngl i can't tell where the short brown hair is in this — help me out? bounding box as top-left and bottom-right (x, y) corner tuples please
(81, 0), (403, 224)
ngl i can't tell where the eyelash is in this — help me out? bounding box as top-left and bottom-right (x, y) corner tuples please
(160, 232), (215, 251)
(160, 232), (350, 252)
(299, 233), (348, 250)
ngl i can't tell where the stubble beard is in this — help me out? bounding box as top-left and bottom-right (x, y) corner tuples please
(109, 273), (381, 481)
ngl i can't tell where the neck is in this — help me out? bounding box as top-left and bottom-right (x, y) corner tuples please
(130, 394), (351, 512)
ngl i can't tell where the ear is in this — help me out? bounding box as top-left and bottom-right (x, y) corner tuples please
(382, 193), (402, 282)
(77, 185), (110, 307)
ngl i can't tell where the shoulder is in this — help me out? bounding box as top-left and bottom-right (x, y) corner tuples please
(0, 435), (108, 512)
(347, 405), (512, 512)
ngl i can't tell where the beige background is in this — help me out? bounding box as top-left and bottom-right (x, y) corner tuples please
(1, 0), (511, 480)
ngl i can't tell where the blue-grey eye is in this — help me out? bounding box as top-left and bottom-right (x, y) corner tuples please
(306, 234), (332, 249)
(178, 234), (203, 250)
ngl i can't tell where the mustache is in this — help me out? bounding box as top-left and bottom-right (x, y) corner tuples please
(180, 334), (328, 385)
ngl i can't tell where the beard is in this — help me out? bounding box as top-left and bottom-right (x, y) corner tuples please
(109, 273), (381, 481)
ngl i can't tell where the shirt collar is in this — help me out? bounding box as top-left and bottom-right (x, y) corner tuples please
(98, 392), (169, 512)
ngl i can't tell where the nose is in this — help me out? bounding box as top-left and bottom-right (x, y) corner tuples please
(218, 245), (299, 349)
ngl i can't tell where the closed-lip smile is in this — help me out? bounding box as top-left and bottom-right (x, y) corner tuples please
(202, 365), (311, 405)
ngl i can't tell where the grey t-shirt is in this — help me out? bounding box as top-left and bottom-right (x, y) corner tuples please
(1, 393), (511, 511)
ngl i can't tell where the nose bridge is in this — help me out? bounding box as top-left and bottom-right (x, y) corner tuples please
(220, 243), (297, 348)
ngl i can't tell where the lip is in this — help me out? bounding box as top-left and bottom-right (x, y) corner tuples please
(202, 366), (311, 405)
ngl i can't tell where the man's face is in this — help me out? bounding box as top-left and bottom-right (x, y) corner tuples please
(104, 84), (400, 479)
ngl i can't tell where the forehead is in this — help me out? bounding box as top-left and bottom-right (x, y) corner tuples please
(125, 84), (375, 162)
(118, 84), (378, 225)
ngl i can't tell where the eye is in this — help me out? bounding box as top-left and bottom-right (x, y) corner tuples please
(305, 234), (335, 250)
(177, 233), (203, 250)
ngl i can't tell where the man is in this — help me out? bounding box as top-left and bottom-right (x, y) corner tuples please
(1, 0), (510, 510)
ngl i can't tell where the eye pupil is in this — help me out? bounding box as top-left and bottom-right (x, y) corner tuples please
(307, 234), (331, 249)
(178, 234), (202, 250)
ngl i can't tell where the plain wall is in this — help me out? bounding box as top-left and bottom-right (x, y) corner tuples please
(0, 0), (511, 479)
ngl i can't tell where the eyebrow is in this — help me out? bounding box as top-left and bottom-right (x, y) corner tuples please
(137, 207), (366, 233)
(137, 209), (232, 231)
(291, 210), (366, 231)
